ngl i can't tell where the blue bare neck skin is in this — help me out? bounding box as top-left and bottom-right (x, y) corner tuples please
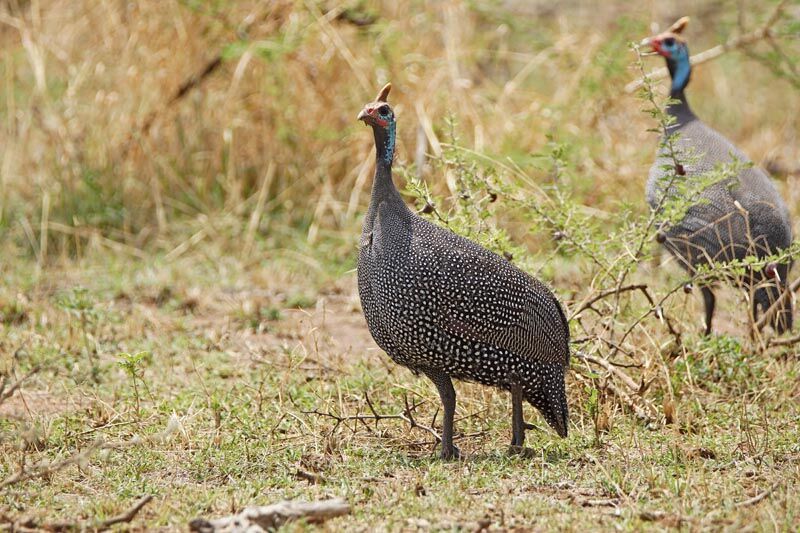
(381, 120), (396, 164)
(666, 50), (694, 122)
(368, 120), (404, 216)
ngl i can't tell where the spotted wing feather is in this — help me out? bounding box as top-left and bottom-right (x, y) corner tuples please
(413, 220), (570, 367)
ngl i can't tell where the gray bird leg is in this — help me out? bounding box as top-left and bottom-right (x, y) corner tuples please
(701, 286), (715, 335)
(511, 384), (525, 447)
(424, 370), (460, 460)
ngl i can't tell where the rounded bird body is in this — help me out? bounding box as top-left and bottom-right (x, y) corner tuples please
(648, 113), (792, 272)
(357, 84), (569, 458)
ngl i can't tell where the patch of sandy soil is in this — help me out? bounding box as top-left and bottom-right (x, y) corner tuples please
(0, 389), (87, 419)
(184, 278), (382, 370)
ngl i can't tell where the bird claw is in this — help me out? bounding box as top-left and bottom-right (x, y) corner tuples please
(440, 444), (461, 460)
(508, 445), (536, 458)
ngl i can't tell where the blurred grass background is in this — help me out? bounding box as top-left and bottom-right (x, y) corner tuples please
(1, 0), (797, 270)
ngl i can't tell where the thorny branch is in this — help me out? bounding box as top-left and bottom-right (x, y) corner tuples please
(569, 284), (648, 320)
(301, 392), (443, 444)
(613, 278), (688, 356)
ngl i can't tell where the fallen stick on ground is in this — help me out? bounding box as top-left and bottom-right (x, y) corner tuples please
(734, 482), (781, 508)
(189, 498), (351, 532)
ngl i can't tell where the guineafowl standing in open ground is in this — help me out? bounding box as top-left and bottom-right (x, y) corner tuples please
(644, 17), (793, 335)
(356, 83), (570, 459)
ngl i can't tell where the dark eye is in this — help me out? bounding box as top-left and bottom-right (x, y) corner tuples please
(378, 105), (390, 116)
(663, 37), (676, 47)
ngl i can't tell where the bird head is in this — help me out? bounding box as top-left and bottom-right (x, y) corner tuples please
(642, 16), (690, 62)
(642, 17), (691, 94)
(357, 83), (395, 130)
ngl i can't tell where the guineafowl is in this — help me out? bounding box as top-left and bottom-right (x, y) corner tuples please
(644, 17), (793, 335)
(356, 84), (570, 459)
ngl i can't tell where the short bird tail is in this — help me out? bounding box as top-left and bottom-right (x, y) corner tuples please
(525, 362), (569, 438)
(552, 393), (569, 438)
(543, 380), (569, 438)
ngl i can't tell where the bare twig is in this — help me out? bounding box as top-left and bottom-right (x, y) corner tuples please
(613, 278), (687, 355)
(755, 275), (800, 333)
(569, 284), (648, 320)
(625, 0), (789, 93)
(0, 439), (105, 489)
(734, 482), (781, 508)
(0, 366), (40, 406)
(189, 498), (351, 532)
(36, 495), (154, 532)
(95, 495), (153, 529)
(767, 331), (800, 348)
(576, 352), (639, 392)
(301, 393), (442, 443)
(0, 430), (174, 489)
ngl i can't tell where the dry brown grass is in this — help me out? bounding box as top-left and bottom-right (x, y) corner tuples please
(1, 1), (797, 257)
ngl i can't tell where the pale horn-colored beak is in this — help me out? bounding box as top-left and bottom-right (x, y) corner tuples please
(639, 37), (658, 55)
(357, 109), (369, 122)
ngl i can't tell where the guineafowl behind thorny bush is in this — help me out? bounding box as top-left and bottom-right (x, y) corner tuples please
(645, 17), (793, 335)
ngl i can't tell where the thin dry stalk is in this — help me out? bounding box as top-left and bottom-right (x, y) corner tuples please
(0, 366), (40, 406)
(734, 482), (781, 508)
(569, 284), (649, 320)
(46, 222), (147, 259)
(755, 275), (800, 333)
(242, 162), (276, 259)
